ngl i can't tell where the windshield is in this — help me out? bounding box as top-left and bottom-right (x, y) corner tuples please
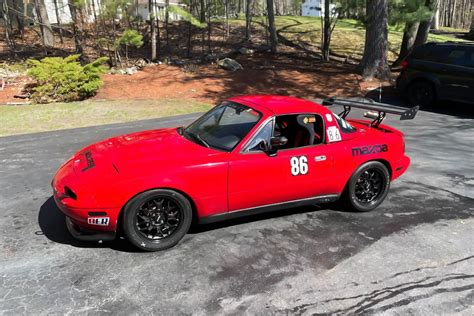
(183, 102), (262, 151)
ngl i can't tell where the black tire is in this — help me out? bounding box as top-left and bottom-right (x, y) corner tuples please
(122, 189), (192, 251)
(407, 80), (436, 107)
(344, 161), (390, 212)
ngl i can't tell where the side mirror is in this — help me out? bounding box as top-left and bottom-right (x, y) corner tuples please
(257, 136), (287, 157)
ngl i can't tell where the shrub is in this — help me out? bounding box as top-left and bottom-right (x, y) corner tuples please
(114, 29), (144, 63)
(27, 55), (108, 103)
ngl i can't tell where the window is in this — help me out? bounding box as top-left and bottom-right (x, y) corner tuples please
(467, 50), (474, 68)
(446, 49), (467, 66)
(242, 114), (325, 153)
(274, 114), (324, 150)
(333, 113), (356, 133)
(184, 102), (261, 151)
(245, 119), (274, 152)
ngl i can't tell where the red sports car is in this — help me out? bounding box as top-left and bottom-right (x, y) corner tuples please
(52, 95), (418, 251)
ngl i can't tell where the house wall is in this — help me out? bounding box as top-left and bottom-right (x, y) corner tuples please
(301, 0), (335, 18)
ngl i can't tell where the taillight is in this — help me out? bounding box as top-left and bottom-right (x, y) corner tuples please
(400, 59), (409, 69)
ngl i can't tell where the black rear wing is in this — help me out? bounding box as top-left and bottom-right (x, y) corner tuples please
(322, 97), (419, 127)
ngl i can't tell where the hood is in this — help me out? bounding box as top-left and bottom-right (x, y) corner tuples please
(73, 128), (221, 178)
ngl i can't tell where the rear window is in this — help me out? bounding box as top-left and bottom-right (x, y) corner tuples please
(411, 44), (471, 66)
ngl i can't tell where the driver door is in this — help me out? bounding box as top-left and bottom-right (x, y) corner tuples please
(227, 115), (334, 212)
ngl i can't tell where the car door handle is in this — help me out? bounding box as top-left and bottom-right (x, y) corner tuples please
(314, 155), (326, 162)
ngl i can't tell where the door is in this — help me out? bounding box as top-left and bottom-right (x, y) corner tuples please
(227, 114), (335, 212)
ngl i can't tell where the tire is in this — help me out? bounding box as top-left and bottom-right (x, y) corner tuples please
(344, 161), (390, 212)
(122, 189), (192, 251)
(407, 80), (436, 107)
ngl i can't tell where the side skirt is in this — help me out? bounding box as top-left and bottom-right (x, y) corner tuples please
(199, 194), (340, 225)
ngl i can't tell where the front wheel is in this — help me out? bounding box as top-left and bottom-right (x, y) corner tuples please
(344, 161), (390, 212)
(122, 189), (192, 251)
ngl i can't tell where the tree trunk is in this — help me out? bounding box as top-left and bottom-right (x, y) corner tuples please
(414, 0), (437, 48)
(149, 0), (157, 60)
(2, 0), (15, 49)
(52, 0), (63, 43)
(357, 0), (390, 79)
(322, 0), (331, 61)
(207, 0), (211, 53)
(225, 0), (229, 38)
(245, 0), (252, 39)
(165, 0), (170, 54)
(432, 6), (439, 29)
(13, 0), (24, 36)
(393, 21), (419, 66)
(68, 0), (84, 54)
(35, 0), (54, 48)
(90, 0), (98, 38)
(200, 0), (205, 54)
(266, 0), (277, 53)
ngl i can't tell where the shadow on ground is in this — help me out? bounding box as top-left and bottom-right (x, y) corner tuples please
(38, 197), (140, 253)
(38, 195), (329, 251)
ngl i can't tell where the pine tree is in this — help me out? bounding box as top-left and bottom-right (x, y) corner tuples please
(357, 0), (390, 79)
(390, 0), (433, 65)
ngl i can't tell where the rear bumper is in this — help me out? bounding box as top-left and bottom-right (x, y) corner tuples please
(392, 155), (410, 181)
(395, 73), (408, 93)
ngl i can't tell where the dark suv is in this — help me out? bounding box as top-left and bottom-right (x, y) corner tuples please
(396, 42), (474, 107)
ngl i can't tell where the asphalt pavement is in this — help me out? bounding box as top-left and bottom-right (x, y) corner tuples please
(0, 106), (473, 314)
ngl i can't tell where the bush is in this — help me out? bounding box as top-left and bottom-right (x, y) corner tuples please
(114, 29), (144, 63)
(27, 55), (108, 103)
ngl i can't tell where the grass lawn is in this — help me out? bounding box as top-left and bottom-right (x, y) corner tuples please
(0, 99), (211, 137)
(229, 16), (470, 62)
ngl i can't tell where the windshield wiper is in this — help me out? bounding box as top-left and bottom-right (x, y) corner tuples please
(183, 129), (210, 148)
(194, 133), (210, 148)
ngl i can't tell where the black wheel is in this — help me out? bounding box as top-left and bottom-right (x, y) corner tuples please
(344, 161), (390, 212)
(407, 80), (436, 107)
(122, 189), (192, 251)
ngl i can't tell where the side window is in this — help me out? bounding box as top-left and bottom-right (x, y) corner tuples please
(423, 46), (451, 63)
(245, 120), (273, 152)
(446, 49), (467, 66)
(274, 114), (324, 150)
(467, 50), (474, 68)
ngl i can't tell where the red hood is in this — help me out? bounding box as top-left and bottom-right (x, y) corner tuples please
(73, 128), (223, 178)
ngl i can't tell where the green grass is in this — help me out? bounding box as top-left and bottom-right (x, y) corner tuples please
(0, 99), (211, 137)
(227, 16), (470, 62)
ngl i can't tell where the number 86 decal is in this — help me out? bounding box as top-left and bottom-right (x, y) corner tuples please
(290, 156), (308, 176)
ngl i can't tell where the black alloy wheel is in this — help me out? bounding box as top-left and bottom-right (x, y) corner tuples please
(344, 161), (390, 212)
(135, 197), (182, 240)
(354, 169), (385, 205)
(123, 189), (192, 251)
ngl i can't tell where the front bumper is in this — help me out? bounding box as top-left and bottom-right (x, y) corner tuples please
(65, 217), (116, 242)
(53, 195), (120, 241)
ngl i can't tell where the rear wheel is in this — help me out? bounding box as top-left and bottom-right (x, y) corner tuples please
(123, 189), (192, 251)
(344, 161), (390, 212)
(407, 80), (436, 107)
